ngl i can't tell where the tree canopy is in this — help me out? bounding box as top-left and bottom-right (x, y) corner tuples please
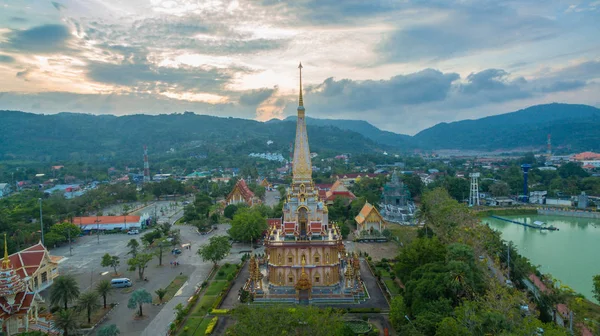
(197, 235), (231, 266)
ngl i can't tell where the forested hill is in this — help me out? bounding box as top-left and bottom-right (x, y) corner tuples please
(269, 116), (415, 150)
(413, 103), (600, 151)
(0, 111), (383, 162)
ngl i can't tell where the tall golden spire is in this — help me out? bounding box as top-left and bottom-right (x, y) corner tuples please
(2, 233), (10, 269)
(292, 62), (312, 183)
(298, 62), (304, 109)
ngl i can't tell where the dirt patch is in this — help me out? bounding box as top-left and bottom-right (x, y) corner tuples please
(354, 242), (398, 261)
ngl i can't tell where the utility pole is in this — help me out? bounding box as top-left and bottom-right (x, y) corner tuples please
(95, 213), (101, 244)
(38, 198), (44, 245)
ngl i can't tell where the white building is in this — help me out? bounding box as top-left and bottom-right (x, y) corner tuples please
(0, 183), (11, 198)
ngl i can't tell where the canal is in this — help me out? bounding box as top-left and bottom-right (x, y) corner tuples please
(483, 214), (600, 302)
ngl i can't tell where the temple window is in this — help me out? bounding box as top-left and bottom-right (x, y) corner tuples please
(278, 254), (282, 264)
(315, 256), (320, 263)
(315, 275), (320, 283)
(34, 277), (38, 289)
(289, 276), (294, 283)
(288, 256), (293, 263)
(41, 272), (47, 283)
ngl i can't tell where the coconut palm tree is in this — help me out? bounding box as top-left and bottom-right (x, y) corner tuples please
(53, 309), (79, 336)
(155, 288), (168, 303)
(96, 279), (112, 309)
(78, 291), (99, 324)
(50, 275), (80, 310)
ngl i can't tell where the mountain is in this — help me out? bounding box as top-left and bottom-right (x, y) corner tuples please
(414, 103), (600, 151)
(269, 116), (415, 150)
(0, 111), (383, 163)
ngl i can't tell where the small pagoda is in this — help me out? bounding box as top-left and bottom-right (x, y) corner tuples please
(379, 171), (416, 224)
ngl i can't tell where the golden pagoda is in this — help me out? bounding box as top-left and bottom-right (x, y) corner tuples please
(243, 64), (366, 304)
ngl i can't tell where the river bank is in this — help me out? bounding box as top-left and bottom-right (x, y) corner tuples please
(483, 214), (600, 302)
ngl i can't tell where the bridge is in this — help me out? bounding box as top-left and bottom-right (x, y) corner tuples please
(489, 215), (559, 231)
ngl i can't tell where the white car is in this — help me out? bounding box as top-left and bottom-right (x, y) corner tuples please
(127, 230), (139, 235)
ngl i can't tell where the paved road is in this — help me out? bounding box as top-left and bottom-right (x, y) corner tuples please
(264, 190), (280, 207)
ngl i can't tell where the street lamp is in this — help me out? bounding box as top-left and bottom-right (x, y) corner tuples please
(38, 198), (44, 245)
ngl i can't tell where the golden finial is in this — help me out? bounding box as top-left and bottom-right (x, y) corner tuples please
(298, 62), (304, 108)
(2, 233), (11, 269)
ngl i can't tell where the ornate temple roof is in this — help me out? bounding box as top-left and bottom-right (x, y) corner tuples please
(325, 180), (356, 201)
(8, 242), (59, 279)
(226, 179), (256, 204)
(354, 202), (384, 225)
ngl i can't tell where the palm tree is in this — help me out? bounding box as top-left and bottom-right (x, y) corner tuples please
(53, 309), (79, 336)
(96, 279), (112, 309)
(155, 288), (168, 303)
(50, 275), (81, 310)
(78, 291), (99, 324)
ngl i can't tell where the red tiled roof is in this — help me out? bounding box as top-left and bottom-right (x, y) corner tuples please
(8, 243), (51, 278)
(528, 274), (549, 294)
(226, 179), (256, 204)
(73, 216), (141, 225)
(318, 190), (327, 199)
(556, 303), (569, 318)
(573, 152), (600, 160)
(578, 323), (593, 336)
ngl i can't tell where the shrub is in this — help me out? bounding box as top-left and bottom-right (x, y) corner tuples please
(211, 309), (230, 314)
(362, 315), (369, 321)
(227, 274), (234, 281)
(205, 316), (219, 335)
(217, 270), (225, 276)
(224, 263), (230, 268)
(367, 256), (372, 261)
(381, 258), (388, 263)
(201, 281), (208, 288)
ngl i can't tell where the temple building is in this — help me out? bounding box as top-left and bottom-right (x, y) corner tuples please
(8, 242), (61, 293)
(225, 179), (260, 207)
(355, 202), (386, 235)
(319, 180), (357, 205)
(0, 236), (54, 335)
(379, 171), (416, 224)
(244, 64), (366, 304)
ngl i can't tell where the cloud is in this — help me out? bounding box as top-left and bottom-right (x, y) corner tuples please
(379, 2), (558, 62)
(0, 55), (15, 63)
(9, 17), (27, 23)
(459, 69), (530, 102)
(540, 80), (587, 93)
(239, 88), (276, 106)
(2, 24), (73, 54)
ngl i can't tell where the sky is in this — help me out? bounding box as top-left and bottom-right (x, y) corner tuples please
(0, 0), (599, 135)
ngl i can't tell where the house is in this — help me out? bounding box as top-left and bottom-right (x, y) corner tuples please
(225, 179), (260, 207)
(487, 197), (515, 206)
(0, 237), (58, 335)
(322, 180), (356, 205)
(572, 152), (600, 161)
(73, 215), (150, 232)
(0, 183), (11, 198)
(333, 173), (385, 187)
(529, 191), (547, 204)
(8, 242), (61, 293)
(355, 202), (386, 234)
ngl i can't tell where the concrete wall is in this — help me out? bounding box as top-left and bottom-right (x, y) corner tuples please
(538, 208), (600, 219)
(545, 199), (572, 206)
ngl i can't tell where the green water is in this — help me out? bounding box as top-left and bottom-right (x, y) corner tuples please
(483, 215), (600, 301)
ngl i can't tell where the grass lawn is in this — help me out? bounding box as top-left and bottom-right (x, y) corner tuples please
(384, 279), (401, 295)
(205, 281), (227, 296)
(76, 306), (112, 328)
(214, 264), (237, 280)
(153, 275), (189, 304)
(388, 225), (419, 246)
(178, 317), (209, 336)
(191, 295), (217, 316)
(376, 267), (391, 278)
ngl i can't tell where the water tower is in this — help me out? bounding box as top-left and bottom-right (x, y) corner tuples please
(520, 164), (531, 202)
(469, 173), (480, 207)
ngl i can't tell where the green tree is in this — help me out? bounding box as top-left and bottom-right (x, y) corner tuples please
(97, 324), (120, 336)
(197, 235), (231, 266)
(50, 222), (82, 242)
(127, 289), (152, 317)
(592, 274), (600, 303)
(224, 204), (238, 219)
(101, 253), (120, 275)
(435, 317), (470, 336)
(96, 279), (112, 309)
(127, 253), (154, 280)
(229, 207), (267, 244)
(77, 291), (99, 324)
(53, 309), (79, 336)
(389, 296), (408, 331)
(50, 275), (80, 310)
(127, 238), (140, 257)
(155, 288), (167, 303)
(489, 182), (510, 197)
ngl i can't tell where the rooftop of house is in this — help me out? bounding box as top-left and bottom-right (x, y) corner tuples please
(73, 216), (142, 225)
(8, 242), (60, 280)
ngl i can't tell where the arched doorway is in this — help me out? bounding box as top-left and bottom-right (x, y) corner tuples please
(298, 207), (308, 237)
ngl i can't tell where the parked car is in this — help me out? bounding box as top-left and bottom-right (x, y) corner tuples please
(127, 230), (139, 235)
(172, 248), (182, 255)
